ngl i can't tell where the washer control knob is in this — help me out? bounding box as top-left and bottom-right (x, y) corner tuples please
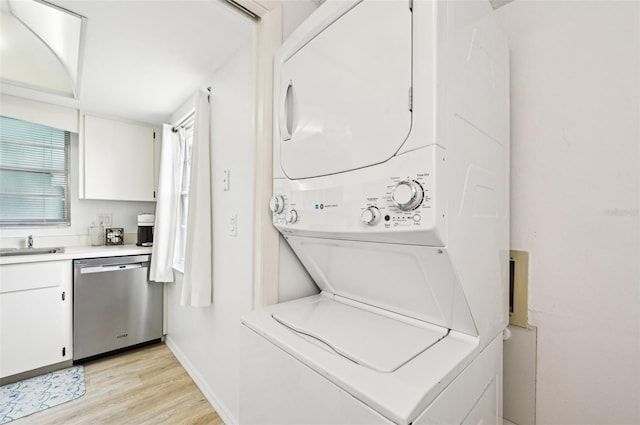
(392, 180), (424, 211)
(285, 209), (298, 224)
(361, 206), (380, 225)
(269, 195), (285, 214)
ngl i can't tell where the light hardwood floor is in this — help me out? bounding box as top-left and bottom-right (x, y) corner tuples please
(14, 343), (224, 425)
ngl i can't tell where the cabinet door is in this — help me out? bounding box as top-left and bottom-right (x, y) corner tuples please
(82, 114), (156, 201)
(0, 287), (66, 377)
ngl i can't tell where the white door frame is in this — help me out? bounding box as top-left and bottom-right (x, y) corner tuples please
(229, 0), (282, 309)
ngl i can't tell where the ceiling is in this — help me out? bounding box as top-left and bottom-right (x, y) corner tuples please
(0, 0), (253, 125)
(0, 0), (514, 126)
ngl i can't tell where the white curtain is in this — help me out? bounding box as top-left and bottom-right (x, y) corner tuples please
(150, 125), (184, 282)
(181, 90), (213, 307)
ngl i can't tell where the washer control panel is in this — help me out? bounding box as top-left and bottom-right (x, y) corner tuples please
(271, 172), (435, 230)
(270, 146), (445, 244)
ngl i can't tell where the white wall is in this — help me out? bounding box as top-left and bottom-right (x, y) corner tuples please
(164, 36), (255, 424)
(164, 4), (324, 421)
(497, 2), (640, 424)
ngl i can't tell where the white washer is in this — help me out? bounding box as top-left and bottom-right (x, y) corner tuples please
(240, 1), (509, 424)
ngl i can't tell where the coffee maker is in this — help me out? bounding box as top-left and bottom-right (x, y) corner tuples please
(136, 213), (154, 246)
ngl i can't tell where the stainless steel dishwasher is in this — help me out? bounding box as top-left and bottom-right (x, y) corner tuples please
(73, 254), (162, 362)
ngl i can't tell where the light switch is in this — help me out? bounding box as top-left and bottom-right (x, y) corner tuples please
(229, 214), (237, 237)
(223, 169), (230, 191)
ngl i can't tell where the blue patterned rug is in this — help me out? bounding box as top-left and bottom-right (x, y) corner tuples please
(0, 366), (85, 423)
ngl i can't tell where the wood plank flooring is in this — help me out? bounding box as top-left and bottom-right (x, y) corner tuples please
(13, 343), (224, 425)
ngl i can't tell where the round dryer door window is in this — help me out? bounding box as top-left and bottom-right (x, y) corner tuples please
(278, 0), (412, 179)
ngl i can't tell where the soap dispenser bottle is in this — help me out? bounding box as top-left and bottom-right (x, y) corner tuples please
(90, 221), (104, 246)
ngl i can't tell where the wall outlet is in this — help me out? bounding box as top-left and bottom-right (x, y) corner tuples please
(97, 213), (113, 226)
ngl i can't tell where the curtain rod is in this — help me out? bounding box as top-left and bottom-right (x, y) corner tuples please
(171, 87), (211, 133)
(223, 0), (258, 19)
(171, 111), (194, 133)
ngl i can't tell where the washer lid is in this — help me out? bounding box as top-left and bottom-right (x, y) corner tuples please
(285, 236), (478, 337)
(277, 0), (412, 179)
(272, 297), (448, 373)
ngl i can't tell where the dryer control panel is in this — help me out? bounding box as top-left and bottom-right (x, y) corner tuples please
(271, 146), (446, 246)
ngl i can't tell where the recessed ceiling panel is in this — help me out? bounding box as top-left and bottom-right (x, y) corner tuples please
(0, 10), (73, 96)
(0, 0), (85, 97)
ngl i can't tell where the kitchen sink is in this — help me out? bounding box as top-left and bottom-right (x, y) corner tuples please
(0, 247), (65, 257)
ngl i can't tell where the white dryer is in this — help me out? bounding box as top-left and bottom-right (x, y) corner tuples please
(240, 0), (509, 424)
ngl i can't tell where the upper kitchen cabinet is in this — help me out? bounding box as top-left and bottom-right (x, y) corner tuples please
(80, 114), (157, 202)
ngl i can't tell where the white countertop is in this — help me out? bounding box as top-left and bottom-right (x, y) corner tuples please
(0, 244), (153, 265)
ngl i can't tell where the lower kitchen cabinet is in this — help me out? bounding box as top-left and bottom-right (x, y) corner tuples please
(0, 260), (72, 378)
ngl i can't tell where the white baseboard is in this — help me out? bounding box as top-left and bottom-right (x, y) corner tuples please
(165, 336), (237, 425)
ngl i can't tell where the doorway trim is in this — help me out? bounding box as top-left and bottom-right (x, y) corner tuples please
(229, 0), (283, 310)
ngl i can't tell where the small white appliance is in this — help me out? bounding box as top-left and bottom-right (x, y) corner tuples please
(240, 0), (509, 424)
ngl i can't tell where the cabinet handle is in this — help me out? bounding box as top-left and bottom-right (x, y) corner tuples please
(80, 263), (143, 274)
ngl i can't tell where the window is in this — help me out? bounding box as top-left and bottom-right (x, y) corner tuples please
(0, 116), (70, 226)
(173, 122), (194, 271)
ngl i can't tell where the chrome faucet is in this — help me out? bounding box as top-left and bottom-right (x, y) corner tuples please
(27, 235), (33, 249)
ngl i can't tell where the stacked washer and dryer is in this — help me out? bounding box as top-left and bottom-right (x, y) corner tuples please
(240, 0), (509, 424)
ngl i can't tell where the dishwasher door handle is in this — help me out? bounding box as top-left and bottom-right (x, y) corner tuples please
(79, 263), (143, 274)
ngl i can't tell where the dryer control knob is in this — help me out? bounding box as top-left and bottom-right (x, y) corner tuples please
(269, 195), (285, 214)
(361, 206), (380, 225)
(285, 209), (298, 224)
(392, 180), (424, 211)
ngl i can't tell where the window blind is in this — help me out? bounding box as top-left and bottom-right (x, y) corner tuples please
(0, 116), (70, 225)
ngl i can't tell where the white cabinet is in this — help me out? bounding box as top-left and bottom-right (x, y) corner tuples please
(0, 260), (72, 378)
(81, 114), (157, 201)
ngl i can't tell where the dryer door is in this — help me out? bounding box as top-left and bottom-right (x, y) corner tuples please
(278, 0), (412, 179)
